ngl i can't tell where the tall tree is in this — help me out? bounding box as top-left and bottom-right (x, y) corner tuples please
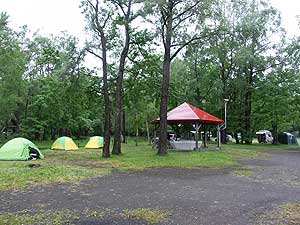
(82, 0), (115, 157)
(235, 0), (281, 143)
(112, 0), (133, 155)
(145, 0), (212, 155)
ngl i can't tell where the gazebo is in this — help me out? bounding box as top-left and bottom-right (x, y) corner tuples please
(151, 102), (224, 150)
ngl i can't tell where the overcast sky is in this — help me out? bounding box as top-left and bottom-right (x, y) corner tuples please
(1, 0), (299, 41)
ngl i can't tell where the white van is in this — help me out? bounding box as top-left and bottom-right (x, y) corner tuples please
(256, 130), (273, 143)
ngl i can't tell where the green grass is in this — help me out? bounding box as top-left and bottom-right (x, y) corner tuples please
(123, 208), (172, 224)
(0, 209), (115, 225)
(0, 208), (171, 225)
(0, 138), (265, 190)
(232, 169), (254, 177)
(0, 161), (109, 190)
(257, 203), (300, 225)
(0, 210), (80, 225)
(109, 144), (261, 170)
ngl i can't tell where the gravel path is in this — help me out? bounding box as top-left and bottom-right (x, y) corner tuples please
(1, 149), (300, 225)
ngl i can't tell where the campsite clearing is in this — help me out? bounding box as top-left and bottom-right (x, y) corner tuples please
(0, 146), (300, 225)
(0, 140), (262, 190)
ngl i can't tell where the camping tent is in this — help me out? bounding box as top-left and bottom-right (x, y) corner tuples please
(51, 136), (79, 150)
(278, 132), (297, 145)
(85, 136), (104, 149)
(0, 137), (44, 161)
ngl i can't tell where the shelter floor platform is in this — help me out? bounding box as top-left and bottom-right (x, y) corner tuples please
(169, 140), (202, 150)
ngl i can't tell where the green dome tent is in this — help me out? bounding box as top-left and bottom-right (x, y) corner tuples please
(85, 136), (104, 149)
(0, 138), (44, 161)
(51, 137), (79, 150)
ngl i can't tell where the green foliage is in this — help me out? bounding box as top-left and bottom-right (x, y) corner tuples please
(0, 14), (27, 132)
(1, 0), (300, 144)
(0, 24), (103, 139)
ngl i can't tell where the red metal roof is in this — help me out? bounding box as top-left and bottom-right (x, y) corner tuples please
(152, 102), (224, 124)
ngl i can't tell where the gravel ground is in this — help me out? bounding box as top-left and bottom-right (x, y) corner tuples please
(1, 149), (300, 225)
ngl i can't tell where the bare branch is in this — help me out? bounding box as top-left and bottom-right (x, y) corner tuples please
(102, 13), (111, 29)
(160, 10), (167, 48)
(170, 36), (202, 60)
(110, 0), (127, 16)
(252, 61), (282, 74)
(86, 48), (103, 60)
(86, 0), (97, 12)
(173, 0), (201, 21)
(173, 0), (184, 7)
(172, 13), (194, 30)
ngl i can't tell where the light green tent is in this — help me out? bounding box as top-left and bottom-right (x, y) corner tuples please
(0, 138), (44, 161)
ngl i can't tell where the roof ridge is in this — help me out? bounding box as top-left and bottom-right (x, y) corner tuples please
(186, 103), (199, 120)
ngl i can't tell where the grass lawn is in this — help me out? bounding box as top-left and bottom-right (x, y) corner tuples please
(257, 203), (300, 225)
(0, 137), (287, 191)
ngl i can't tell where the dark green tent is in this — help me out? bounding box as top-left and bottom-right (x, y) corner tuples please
(0, 138), (44, 161)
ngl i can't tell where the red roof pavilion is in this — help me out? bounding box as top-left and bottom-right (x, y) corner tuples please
(152, 102), (224, 124)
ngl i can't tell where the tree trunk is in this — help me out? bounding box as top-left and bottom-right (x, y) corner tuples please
(244, 66), (253, 144)
(112, 1), (132, 155)
(194, 58), (202, 106)
(146, 119), (150, 145)
(158, 3), (173, 156)
(272, 121), (278, 145)
(101, 31), (111, 158)
(77, 126), (81, 140)
(244, 90), (252, 144)
(12, 110), (20, 134)
(221, 129), (226, 144)
(135, 127), (139, 146)
(24, 98), (29, 120)
(51, 127), (56, 140)
(121, 111), (126, 143)
(158, 56), (171, 155)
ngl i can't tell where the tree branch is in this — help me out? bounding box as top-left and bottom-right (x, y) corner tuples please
(170, 36), (201, 61)
(172, 13), (194, 30)
(86, 48), (103, 60)
(252, 61), (283, 74)
(111, 0), (127, 17)
(173, 0), (201, 21)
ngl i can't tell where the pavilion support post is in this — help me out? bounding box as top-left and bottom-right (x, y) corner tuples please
(203, 126), (207, 148)
(195, 123), (201, 150)
(217, 125), (221, 150)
